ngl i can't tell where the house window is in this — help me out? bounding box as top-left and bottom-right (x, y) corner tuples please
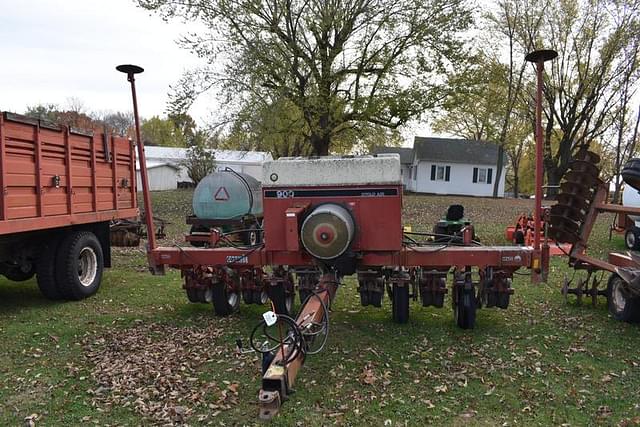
(478, 168), (487, 183)
(430, 164), (450, 182)
(413, 166), (417, 180)
(473, 167), (493, 184)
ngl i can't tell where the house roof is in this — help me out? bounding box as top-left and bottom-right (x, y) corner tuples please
(143, 146), (274, 164)
(413, 137), (505, 166)
(372, 147), (414, 164)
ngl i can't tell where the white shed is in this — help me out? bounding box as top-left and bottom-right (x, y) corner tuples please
(135, 161), (181, 191)
(136, 146), (274, 191)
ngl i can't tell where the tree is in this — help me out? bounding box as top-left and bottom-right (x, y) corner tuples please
(98, 111), (135, 137)
(221, 93), (403, 157)
(141, 116), (188, 147)
(609, 26), (640, 203)
(25, 104), (60, 122)
(221, 95), (314, 157)
(529, 0), (640, 195)
(138, 0), (472, 155)
(183, 131), (217, 184)
(25, 103), (100, 130)
(432, 55), (533, 197)
(433, 0), (546, 197)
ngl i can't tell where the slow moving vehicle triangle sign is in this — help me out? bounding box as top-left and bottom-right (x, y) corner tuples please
(214, 186), (230, 201)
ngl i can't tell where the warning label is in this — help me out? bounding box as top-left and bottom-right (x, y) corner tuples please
(214, 187), (230, 201)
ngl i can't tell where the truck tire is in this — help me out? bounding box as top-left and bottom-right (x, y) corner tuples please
(625, 227), (640, 251)
(55, 231), (104, 300)
(1, 263), (35, 282)
(607, 274), (640, 323)
(36, 236), (63, 300)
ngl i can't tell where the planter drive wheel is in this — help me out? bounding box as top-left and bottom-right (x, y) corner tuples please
(212, 281), (240, 316)
(391, 283), (409, 324)
(55, 231), (104, 301)
(36, 236), (63, 300)
(607, 274), (640, 323)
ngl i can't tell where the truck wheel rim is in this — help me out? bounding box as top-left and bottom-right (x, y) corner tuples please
(612, 280), (627, 313)
(78, 247), (98, 287)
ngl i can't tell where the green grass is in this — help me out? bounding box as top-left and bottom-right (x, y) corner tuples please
(1, 190), (639, 426)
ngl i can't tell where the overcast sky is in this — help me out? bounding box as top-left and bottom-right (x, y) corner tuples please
(0, 0), (216, 122)
(0, 0), (436, 144)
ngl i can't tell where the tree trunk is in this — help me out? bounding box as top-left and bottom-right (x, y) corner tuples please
(513, 171), (519, 199)
(493, 145), (504, 197)
(612, 176), (623, 204)
(546, 165), (563, 198)
(310, 132), (330, 156)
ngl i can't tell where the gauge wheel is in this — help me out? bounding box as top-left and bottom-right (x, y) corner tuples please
(187, 288), (201, 303)
(391, 283), (409, 324)
(212, 281), (240, 316)
(299, 289), (312, 306)
(253, 290), (268, 305)
(607, 274), (640, 323)
(359, 290), (370, 306)
(268, 283), (294, 317)
(369, 291), (383, 308)
(454, 286), (477, 329)
(242, 289), (254, 305)
(514, 230), (525, 245)
(186, 288), (211, 303)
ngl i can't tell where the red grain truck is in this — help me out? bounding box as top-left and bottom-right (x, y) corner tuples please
(0, 112), (138, 300)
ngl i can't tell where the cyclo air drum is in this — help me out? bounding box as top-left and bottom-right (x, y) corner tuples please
(300, 203), (355, 259)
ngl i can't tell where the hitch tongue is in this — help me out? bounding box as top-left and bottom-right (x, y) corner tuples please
(258, 389), (281, 420)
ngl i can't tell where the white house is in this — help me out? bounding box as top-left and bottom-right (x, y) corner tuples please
(408, 137), (506, 197)
(136, 146), (274, 191)
(372, 147), (414, 188)
(384, 137), (506, 197)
